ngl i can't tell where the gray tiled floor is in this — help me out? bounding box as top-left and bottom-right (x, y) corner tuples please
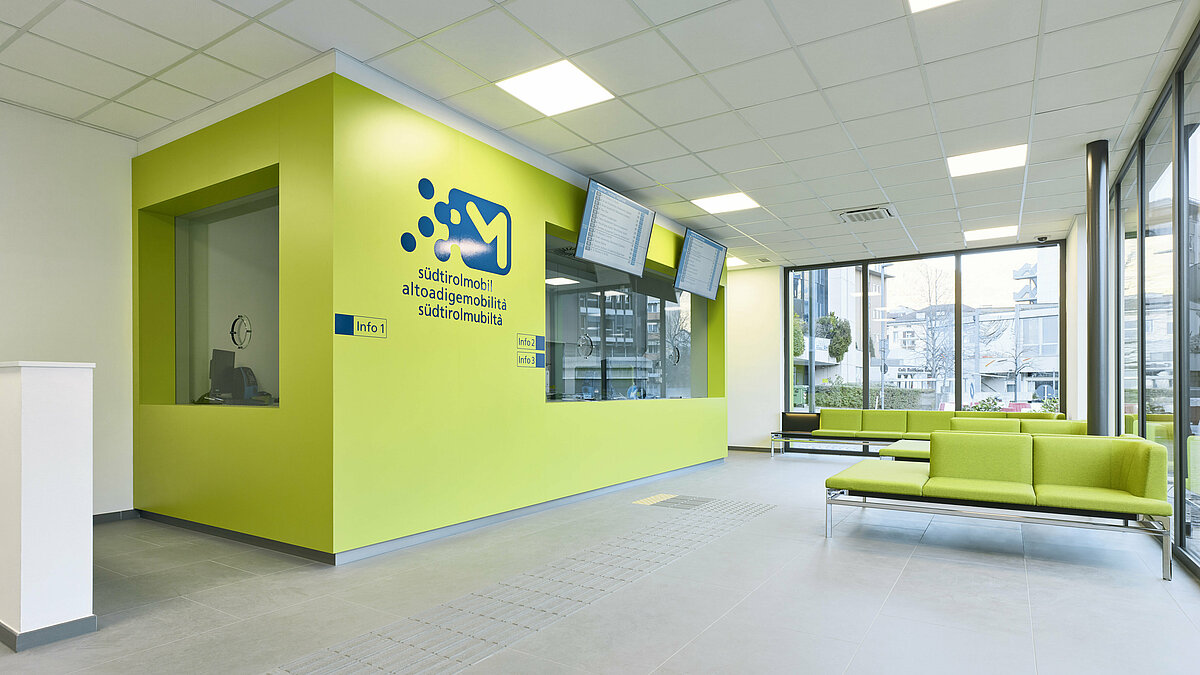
(2, 450), (1200, 674)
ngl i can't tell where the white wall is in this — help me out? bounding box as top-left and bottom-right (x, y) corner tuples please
(1064, 215), (1089, 420)
(726, 266), (784, 448)
(0, 102), (136, 515)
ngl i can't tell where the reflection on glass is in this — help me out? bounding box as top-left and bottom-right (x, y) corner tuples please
(868, 257), (956, 410)
(811, 266), (863, 409)
(1187, 63), (1200, 552)
(1121, 165), (1141, 434)
(789, 271), (810, 410)
(960, 248), (1061, 412)
(1144, 99), (1176, 503)
(544, 234), (703, 401)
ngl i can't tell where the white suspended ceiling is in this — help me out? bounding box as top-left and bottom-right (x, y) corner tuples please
(0, 0), (1196, 267)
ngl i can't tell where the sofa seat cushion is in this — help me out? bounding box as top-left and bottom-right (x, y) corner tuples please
(903, 432), (932, 441)
(1034, 484), (1172, 516)
(826, 460), (929, 496)
(949, 417), (1022, 433)
(923, 477), (1035, 505)
(854, 430), (904, 440)
(879, 440), (930, 460)
(813, 429), (858, 438)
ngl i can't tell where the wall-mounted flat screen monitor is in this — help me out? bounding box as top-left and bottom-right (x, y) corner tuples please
(575, 181), (655, 277)
(674, 229), (727, 301)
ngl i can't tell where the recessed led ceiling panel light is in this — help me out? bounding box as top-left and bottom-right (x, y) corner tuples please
(909, 0), (962, 12)
(963, 225), (1018, 242)
(947, 144), (1028, 177)
(496, 61), (614, 116)
(691, 193), (760, 214)
(545, 277), (579, 285)
(726, 256), (748, 268)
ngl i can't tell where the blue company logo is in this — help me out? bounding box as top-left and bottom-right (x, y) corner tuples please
(400, 178), (512, 276)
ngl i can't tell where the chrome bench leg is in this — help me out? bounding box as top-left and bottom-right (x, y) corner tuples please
(1159, 515), (1172, 581)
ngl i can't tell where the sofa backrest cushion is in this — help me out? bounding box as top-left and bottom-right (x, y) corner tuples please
(819, 408), (862, 431)
(861, 410), (907, 434)
(955, 411), (1008, 418)
(1032, 436), (1167, 500)
(1020, 419), (1087, 435)
(930, 431), (1033, 483)
(906, 410), (956, 434)
(949, 417), (1021, 433)
(781, 412), (820, 433)
(1006, 412), (1065, 420)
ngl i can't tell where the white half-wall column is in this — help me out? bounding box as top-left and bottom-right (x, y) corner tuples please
(0, 362), (96, 651)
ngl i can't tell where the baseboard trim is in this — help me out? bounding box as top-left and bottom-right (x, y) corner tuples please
(0, 615), (97, 652)
(137, 457), (725, 567)
(728, 445), (769, 453)
(93, 509), (140, 524)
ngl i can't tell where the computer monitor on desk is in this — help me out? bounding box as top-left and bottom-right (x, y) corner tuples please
(209, 349), (236, 399)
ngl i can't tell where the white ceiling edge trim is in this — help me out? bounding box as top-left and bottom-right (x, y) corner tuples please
(135, 49), (684, 237)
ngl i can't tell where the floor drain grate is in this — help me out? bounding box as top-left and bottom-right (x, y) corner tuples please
(279, 497), (774, 675)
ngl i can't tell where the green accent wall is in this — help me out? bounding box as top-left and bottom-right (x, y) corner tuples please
(133, 74), (727, 555)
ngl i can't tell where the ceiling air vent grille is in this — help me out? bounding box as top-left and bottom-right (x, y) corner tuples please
(837, 205), (895, 224)
(757, 257), (772, 263)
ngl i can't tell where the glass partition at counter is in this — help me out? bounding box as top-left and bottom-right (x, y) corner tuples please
(545, 233), (707, 402)
(174, 188), (280, 407)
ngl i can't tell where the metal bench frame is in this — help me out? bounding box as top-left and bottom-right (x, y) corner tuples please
(826, 488), (1173, 580)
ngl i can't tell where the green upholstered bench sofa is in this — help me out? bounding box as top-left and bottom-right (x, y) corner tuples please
(772, 409), (1066, 456)
(825, 432), (1173, 579)
(878, 418), (1089, 461)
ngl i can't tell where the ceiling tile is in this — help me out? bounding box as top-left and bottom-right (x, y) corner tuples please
(950, 167), (1025, 192)
(0, 33), (144, 98)
(701, 50), (815, 109)
(549, 145), (625, 174)
(924, 39), (1036, 101)
(747, 182), (816, 206)
(554, 99), (653, 143)
(636, 154), (714, 183)
(773, 0), (901, 44)
(504, 118), (587, 155)
(955, 185), (1024, 208)
(785, 211), (840, 230)
(1022, 194), (1085, 212)
(959, 201), (1021, 220)
(912, 0), (1040, 63)
(938, 117), (1028, 156)
(82, 100), (169, 136)
(354, 0), (491, 37)
(1027, 131), (1108, 164)
(806, 171), (879, 197)
(31, 0), (192, 74)
(0, 63), (104, 117)
(824, 68), (927, 121)
(895, 195), (957, 216)
(858, 134), (944, 168)
(883, 178), (953, 201)
(787, 150), (867, 180)
(118, 78), (211, 118)
(0, 23), (15, 42)
(262, 0), (411, 62)
(656, 201), (707, 220)
(1023, 176), (1080, 199)
(904, 211), (959, 228)
(766, 124), (854, 161)
(658, 0), (789, 72)
(424, 9), (558, 81)
(769, 198), (827, 217)
(726, 163), (800, 190)
(663, 112), (758, 152)
(873, 159), (949, 186)
(753, 229), (806, 244)
(1036, 55), (1156, 113)
(599, 129), (688, 165)
(1039, 3), (1178, 78)
(739, 92), (836, 137)
(843, 105), (936, 147)
(800, 19), (918, 89)
(571, 31), (694, 96)
(206, 23), (317, 79)
(676, 214), (726, 230)
(0, 0), (57, 26)
(368, 42), (485, 100)
(157, 53), (260, 100)
(629, 0), (724, 24)
(506, 0), (648, 54)
(624, 77), (728, 126)
(82, 0), (246, 49)
(623, 185), (684, 206)
(590, 166), (657, 191)
(1032, 96), (1138, 141)
(663, 175), (734, 199)
(934, 83), (1032, 133)
(696, 140), (778, 172)
(214, 0), (278, 16)
(444, 85), (542, 129)
(720, 208), (776, 226)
